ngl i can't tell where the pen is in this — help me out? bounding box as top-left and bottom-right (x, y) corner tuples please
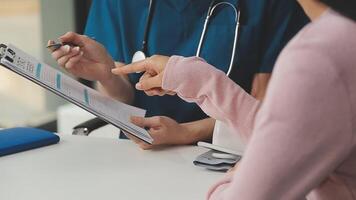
(46, 37), (95, 51)
(46, 42), (76, 52)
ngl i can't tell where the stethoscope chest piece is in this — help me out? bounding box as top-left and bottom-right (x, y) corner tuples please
(132, 50), (146, 63)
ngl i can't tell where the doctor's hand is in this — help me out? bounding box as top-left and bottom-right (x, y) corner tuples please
(124, 116), (190, 150)
(112, 55), (175, 96)
(48, 32), (117, 82)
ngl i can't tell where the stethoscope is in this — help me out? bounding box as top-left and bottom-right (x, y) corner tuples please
(132, 0), (241, 76)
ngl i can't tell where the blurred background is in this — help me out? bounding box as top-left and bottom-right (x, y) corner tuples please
(0, 0), (92, 131)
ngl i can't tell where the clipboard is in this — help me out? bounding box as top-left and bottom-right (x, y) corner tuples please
(0, 44), (153, 144)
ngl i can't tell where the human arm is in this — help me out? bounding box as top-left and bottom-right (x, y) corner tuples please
(207, 49), (353, 199)
(113, 56), (271, 148)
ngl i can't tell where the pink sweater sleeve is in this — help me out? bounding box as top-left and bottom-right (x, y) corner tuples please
(162, 53), (353, 199)
(163, 56), (260, 142)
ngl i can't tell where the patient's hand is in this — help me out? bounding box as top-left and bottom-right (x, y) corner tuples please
(112, 55), (175, 96)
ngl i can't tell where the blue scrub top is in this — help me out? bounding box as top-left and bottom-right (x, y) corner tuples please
(85, 0), (308, 123)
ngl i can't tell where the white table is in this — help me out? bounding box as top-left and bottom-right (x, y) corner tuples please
(0, 135), (222, 200)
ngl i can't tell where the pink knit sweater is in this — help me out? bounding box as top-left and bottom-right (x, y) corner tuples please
(162, 10), (356, 200)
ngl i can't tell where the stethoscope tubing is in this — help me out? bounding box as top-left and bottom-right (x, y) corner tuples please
(141, 0), (156, 53)
(133, 0), (241, 77)
(197, 1), (241, 77)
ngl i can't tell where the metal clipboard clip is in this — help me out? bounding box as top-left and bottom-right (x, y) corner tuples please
(72, 117), (108, 136)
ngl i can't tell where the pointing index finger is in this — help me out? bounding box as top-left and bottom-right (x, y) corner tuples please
(112, 59), (151, 75)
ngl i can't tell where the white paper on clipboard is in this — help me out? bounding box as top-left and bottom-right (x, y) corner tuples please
(0, 43), (153, 144)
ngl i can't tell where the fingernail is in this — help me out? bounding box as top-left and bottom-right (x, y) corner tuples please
(111, 68), (118, 74)
(73, 46), (80, 52)
(136, 83), (142, 90)
(64, 45), (70, 52)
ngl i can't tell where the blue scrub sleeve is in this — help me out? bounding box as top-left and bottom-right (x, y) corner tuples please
(258, 2), (308, 73)
(84, 0), (124, 62)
